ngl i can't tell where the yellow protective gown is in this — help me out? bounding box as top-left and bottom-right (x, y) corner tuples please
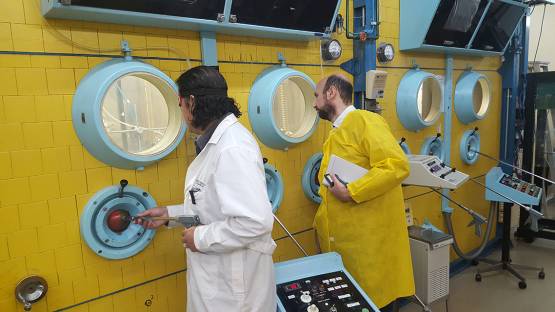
(314, 109), (415, 308)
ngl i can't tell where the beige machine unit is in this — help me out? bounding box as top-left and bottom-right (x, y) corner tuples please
(408, 225), (453, 305)
(365, 70), (388, 99)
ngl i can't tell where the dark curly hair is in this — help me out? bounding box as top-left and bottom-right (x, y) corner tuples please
(176, 66), (241, 130)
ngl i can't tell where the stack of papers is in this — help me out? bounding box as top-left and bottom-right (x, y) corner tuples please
(322, 155), (368, 187)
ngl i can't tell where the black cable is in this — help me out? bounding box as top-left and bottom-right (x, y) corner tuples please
(53, 269), (187, 311)
(52, 227), (315, 311)
(274, 227), (315, 241)
(532, 4), (547, 65)
(404, 190), (435, 200)
(0, 50), (342, 68)
(402, 173), (487, 201)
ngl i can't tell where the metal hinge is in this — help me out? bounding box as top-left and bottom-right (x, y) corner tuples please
(60, 0), (71, 5)
(217, 13), (225, 23)
(229, 14), (237, 23)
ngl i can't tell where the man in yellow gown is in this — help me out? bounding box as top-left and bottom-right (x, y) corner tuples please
(313, 74), (415, 310)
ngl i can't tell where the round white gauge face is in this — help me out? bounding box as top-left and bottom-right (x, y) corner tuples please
(272, 76), (317, 139)
(101, 74), (174, 155)
(328, 40), (342, 59)
(383, 44), (394, 61)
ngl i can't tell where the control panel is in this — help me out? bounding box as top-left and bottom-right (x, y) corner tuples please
(277, 271), (376, 312)
(403, 155), (469, 189)
(485, 167), (542, 206)
(275, 253), (380, 312)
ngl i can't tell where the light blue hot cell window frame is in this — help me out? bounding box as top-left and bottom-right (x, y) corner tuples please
(264, 162), (284, 213)
(72, 59), (187, 170)
(397, 69), (443, 132)
(301, 153), (323, 204)
(455, 71), (492, 124)
(248, 66), (319, 150)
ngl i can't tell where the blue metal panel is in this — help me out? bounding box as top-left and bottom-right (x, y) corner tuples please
(352, 0), (378, 107)
(80, 184), (157, 259)
(275, 252), (381, 312)
(264, 163), (284, 213)
(498, 27), (523, 172)
(441, 56), (454, 213)
(454, 71), (492, 124)
(399, 0), (440, 51)
(40, 0), (330, 41)
(396, 69), (443, 131)
(301, 153), (323, 204)
(460, 130), (480, 165)
(72, 59), (186, 170)
(200, 32), (218, 66)
(485, 167), (542, 205)
(248, 66), (318, 150)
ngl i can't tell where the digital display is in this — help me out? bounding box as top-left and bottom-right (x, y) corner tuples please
(284, 282), (300, 292)
(431, 165), (442, 173)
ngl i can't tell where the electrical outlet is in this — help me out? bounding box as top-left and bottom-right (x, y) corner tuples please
(405, 201), (414, 226)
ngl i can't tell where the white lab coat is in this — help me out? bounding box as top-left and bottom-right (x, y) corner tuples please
(167, 114), (277, 312)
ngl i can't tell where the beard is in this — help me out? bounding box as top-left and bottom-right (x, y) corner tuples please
(316, 101), (335, 121)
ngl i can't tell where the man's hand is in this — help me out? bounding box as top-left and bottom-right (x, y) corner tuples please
(182, 226), (199, 252)
(134, 206), (168, 229)
(328, 174), (353, 202)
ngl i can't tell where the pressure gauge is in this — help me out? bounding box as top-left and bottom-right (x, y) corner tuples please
(321, 39), (342, 61)
(72, 59), (186, 169)
(377, 43), (395, 63)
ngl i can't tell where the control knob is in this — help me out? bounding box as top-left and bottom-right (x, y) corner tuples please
(307, 304), (319, 312)
(300, 291), (312, 304)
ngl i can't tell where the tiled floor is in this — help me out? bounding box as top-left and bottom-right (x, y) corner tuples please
(401, 240), (555, 312)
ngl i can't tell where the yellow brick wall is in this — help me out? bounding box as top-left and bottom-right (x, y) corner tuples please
(0, 0), (501, 311)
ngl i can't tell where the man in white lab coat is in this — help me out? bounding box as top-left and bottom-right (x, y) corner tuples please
(137, 66), (277, 311)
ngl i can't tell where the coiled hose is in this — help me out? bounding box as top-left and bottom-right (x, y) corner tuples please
(444, 202), (498, 260)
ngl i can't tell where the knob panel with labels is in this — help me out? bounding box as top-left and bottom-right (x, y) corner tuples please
(485, 167), (542, 206)
(403, 155), (469, 189)
(275, 253), (380, 312)
(277, 271), (376, 312)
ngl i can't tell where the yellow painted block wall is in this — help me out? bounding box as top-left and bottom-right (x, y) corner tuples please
(0, 0), (501, 311)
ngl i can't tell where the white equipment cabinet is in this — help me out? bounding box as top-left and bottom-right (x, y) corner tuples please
(408, 226), (453, 305)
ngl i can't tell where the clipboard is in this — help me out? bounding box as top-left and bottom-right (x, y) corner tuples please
(323, 154), (368, 187)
